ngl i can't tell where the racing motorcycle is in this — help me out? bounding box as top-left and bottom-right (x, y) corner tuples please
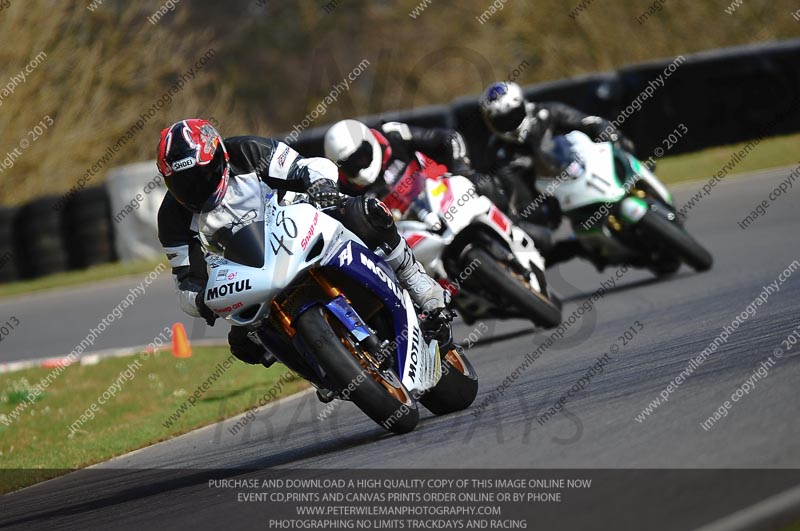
(533, 131), (712, 275)
(383, 152), (562, 328)
(200, 192), (478, 434)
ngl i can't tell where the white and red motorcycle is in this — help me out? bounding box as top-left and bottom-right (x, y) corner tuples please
(384, 153), (562, 328)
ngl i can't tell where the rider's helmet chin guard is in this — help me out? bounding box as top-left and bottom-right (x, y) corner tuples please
(324, 119), (382, 187)
(479, 81), (534, 145)
(157, 119), (230, 213)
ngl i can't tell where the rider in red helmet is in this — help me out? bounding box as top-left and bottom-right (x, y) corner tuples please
(157, 119), (451, 373)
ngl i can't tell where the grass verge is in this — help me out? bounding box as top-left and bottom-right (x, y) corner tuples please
(778, 519), (800, 531)
(0, 347), (306, 494)
(0, 259), (166, 300)
(656, 132), (800, 186)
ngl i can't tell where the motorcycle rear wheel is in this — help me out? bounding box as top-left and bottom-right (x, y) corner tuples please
(419, 346), (479, 415)
(464, 247), (562, 328)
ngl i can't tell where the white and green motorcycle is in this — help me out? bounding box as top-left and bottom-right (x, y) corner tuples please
(535, 131), (712, 275)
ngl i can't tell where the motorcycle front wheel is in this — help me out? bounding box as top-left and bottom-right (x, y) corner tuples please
(637, 211), (713, 272)
(295, 305), (419, 434)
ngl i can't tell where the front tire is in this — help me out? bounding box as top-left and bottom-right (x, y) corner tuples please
(464, 247), (562, 328)
(420, 346), (479, 415)
(294, 306), (419, 434)
(638, 211), (713, 272)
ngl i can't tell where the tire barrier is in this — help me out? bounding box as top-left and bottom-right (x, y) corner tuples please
(62, 186), (116, 269)
(13, 195), (69, 279)
(0, 207), (19, 284)
(618, 40), (800, 157)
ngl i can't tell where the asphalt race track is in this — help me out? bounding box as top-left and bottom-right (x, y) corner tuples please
(0, 264), (228, 364)
(2, 168), (799, 530)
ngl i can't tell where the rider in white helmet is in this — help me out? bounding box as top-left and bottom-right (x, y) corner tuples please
(323, 119), (508, 209)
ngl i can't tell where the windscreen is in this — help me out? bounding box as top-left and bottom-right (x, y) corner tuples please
(222, 222), (266, 268)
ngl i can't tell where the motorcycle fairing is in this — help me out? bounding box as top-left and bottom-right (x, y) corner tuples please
(321, 241), (439, 392)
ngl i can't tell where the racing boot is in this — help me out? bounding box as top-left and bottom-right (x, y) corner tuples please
(385, 238), (450, 315)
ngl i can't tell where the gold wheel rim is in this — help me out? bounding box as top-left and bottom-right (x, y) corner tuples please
(498, 261), (553, 305)
(444, 348), (467, 374)
(327, 315), (412, 405)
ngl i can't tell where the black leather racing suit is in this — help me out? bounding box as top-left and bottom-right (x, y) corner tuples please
(340, 122), (508, 209)
(486, 102), (632, 267)
(158, 136), (404, 364)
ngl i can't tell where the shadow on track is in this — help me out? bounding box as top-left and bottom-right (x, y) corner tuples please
(470, 326), (536, 347)
(558, 271), (696, 304)
(0, 429), (386, 529)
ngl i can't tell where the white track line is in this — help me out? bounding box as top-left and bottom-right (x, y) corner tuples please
(0, 339), (228, 374)
(693, 483), (800, 531)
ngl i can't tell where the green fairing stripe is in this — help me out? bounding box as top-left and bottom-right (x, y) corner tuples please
(631, 157), (672, 203)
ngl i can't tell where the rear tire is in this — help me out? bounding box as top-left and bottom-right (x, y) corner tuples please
(419, 346), (479, 415)
(464, 247), (561, 328)
(638, 211), (713, 272)
(294, 306), (419, 434)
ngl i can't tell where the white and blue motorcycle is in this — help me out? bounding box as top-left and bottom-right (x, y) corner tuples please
(200, 193), (478, 434)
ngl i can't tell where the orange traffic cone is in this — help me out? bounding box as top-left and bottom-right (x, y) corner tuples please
(172, 322), (192, 358)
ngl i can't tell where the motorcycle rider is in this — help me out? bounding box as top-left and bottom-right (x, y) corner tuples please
(479, 81), (635, 268)
(156, 119), (451, 372)
(323, 119), (508, 210)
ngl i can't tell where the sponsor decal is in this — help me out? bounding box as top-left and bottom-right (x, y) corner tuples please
(338, 241), (353, 267)
(199, 124), (218, 156)
(216, 269), (228, 281)
(359, 253), (405, 307)
(376, 200), (392, 218)
(489, 205), (510, 233)
(207, 255), (229, 269)
(439, 180), (454, 211)
(172, 157), (196, 172)
(277, 146), (290, 167)
(407, 326), (421, 380)
(301, 212), (320, 250)
(227, 272), (237, 281)
(212, 301), (244, 313)
(207, 279), (253, 300)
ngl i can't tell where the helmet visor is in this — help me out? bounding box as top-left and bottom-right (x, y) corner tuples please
(165, 144), (226, 212)
(489, 105), (527, 133)
(337, 140), (374, 179)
